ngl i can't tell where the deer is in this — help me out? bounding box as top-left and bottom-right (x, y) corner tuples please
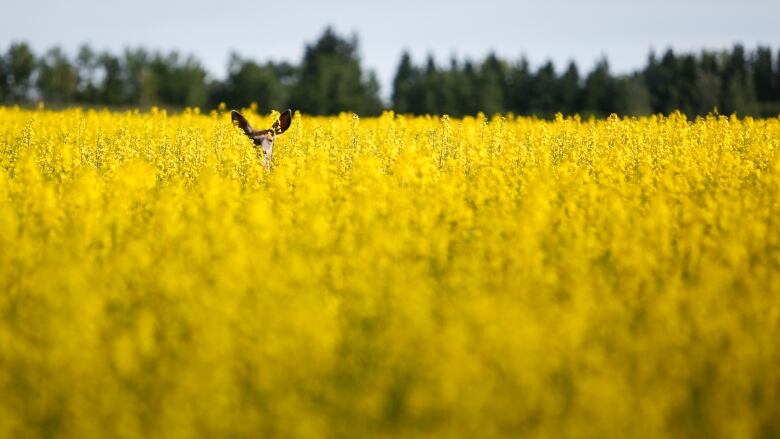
(231, 109), (293, 168)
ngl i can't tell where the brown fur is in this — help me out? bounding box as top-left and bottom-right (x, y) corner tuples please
(231, 109), (293, 167)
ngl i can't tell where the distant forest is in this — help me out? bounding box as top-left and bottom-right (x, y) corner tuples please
(2, 28), (779, 117)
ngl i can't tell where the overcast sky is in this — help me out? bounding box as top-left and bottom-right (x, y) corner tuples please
(4, 0), (779, 99)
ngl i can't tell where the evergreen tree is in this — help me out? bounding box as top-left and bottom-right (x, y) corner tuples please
(98, 52), (125, 105)
(291, 27), (382, 115)
(75, 45), (101, 104)
(0, 51), (8, 104)
(478, 53), (507, 115)
(721, 44), (759, 115)
(752, 47), (774, 102)
(581, 59), (618, 116)
(776, 49), (780, 101)
(678, 54), (698, 116)
(391, 51), (416, 114)
(37, 47), (78, 104)
(696, 50), (721, 114)
(210, 53), (288, 111)
(530, 61), (557, 116)
(421, 55), (440, 114)
(507, 57), (532, 114)
(458, 60), (480, 115)
(438, 57), (461, 116)
(121, 48), (151, 106)
(643, 51), (661, 113)
(5, 42), (35, 103)
(656, 49), (680, 114)
(363, 71), (383, 113)
(558, 61), (581, 115)
(142, 52), (209, 108)
(172, 56), (208, 108)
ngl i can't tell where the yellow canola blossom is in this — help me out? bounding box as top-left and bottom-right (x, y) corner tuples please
(0, 107), (779, 438)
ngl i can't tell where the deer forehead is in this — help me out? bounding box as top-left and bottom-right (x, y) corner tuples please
(251, 130), (274, 142)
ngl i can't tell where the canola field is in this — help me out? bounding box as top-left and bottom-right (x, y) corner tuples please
(0, 106), (779, 438)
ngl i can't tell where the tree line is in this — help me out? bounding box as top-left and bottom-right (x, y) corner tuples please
(1, 28), (779, 117)
(394, 45), (780, 117)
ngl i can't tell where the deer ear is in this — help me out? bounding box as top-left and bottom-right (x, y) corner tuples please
(272, 109), (293, 135)
(231, 110), (254, 136)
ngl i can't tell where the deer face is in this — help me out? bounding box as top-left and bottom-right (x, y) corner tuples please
(231, 109), (293, 167)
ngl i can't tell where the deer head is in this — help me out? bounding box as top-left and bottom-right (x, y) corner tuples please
(231, 109), (293, 167)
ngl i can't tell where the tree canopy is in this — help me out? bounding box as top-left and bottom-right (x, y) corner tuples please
(1, 31), (779, 117)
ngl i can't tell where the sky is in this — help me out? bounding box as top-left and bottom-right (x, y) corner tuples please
(3, 0), (780, 99)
